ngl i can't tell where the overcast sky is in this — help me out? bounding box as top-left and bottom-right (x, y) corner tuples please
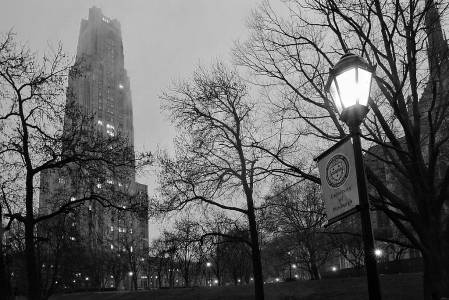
(1, 0), (283, 237)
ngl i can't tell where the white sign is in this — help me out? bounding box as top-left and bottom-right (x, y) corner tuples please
(316, 137), (359, 225)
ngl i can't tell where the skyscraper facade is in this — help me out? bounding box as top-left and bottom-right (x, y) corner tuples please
(39, 7), (149, 290)
(74, 6), (134, 148)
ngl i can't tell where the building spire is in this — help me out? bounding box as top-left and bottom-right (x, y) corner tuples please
(426, 0), (449, 80)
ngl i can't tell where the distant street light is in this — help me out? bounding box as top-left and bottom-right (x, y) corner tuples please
(375, 249), (383, 257)
(325, 53), (381, 300)
(332, 266), (337, 272)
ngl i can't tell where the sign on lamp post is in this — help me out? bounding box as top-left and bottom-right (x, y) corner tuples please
(316, 136), (360, 225)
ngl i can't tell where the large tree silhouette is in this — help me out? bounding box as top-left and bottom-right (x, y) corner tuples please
(0, 31), (150, 300)
(234, 0), (449, 298)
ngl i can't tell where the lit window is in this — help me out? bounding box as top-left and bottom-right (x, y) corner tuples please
(130, 246), (133, 252)
(70, 197), (75, 202)
(111, 244), (114, 250)
(107, 179), (113, 184)
(119, 84), (123, 89)
(70, 237), (76, 241)
(88, 205), (92, 211)
(98, 120), (103, 125)
(111, 226), (114, 232)
(97, 183), (102, 189)
(107, 130), (114, 137)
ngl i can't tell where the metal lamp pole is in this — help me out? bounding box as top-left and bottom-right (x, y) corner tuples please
(350, 122), (382, 300)
(325, 53), (382, 300)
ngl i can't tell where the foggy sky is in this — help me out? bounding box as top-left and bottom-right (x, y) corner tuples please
(0, 0), (278, 237)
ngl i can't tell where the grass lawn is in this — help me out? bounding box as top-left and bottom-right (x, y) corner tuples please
(51, 273), (423, 300)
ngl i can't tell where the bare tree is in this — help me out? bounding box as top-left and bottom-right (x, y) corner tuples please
(233, 0), (449, 298)
(155, 61), (272, 299)
(0, 31), (150, 300)
(330, 220), (366, 277)
(262, 180), (333, 280)
(167, 219), (205, 287)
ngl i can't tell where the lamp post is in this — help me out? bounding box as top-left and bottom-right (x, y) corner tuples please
(206, 262), (211, 286)
(325, 53), (381, 300)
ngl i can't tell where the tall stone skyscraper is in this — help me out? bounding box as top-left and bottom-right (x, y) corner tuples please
(71, 6), (135, 165)
(39, 7), (149, 290)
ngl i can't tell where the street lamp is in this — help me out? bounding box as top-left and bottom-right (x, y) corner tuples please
(206, 262), (211, 286)
(326, 53), (381, 300)
(375, 248), (383, 257)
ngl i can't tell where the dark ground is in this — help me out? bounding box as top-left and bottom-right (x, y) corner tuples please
(50, 272), (423, 300)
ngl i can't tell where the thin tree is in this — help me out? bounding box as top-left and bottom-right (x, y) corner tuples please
(155, 61), (271, 299)
(262, 180), (333, 280)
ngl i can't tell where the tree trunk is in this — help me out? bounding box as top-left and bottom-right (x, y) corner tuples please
(133, 274), (137, 290)
(309, 250), (321, 280)
(0, 225), (11, 300)
(422, 240), (449, 299)
(310, 262), (321, 280)
(114, 277), (120, 290)
(25, 221), (40, 300)
(394, 257), (402, 274)
(246, 196), (264, 300)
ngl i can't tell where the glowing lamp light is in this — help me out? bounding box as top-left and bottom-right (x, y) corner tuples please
(375, 249), (383, 257)
(326, 53), (376, 128)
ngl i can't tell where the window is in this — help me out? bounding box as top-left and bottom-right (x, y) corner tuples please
(97, 120), (103, 125)
(106, 124), (115, 136)
(70, 197), (76, 202)
(111, 226), (114, 232)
